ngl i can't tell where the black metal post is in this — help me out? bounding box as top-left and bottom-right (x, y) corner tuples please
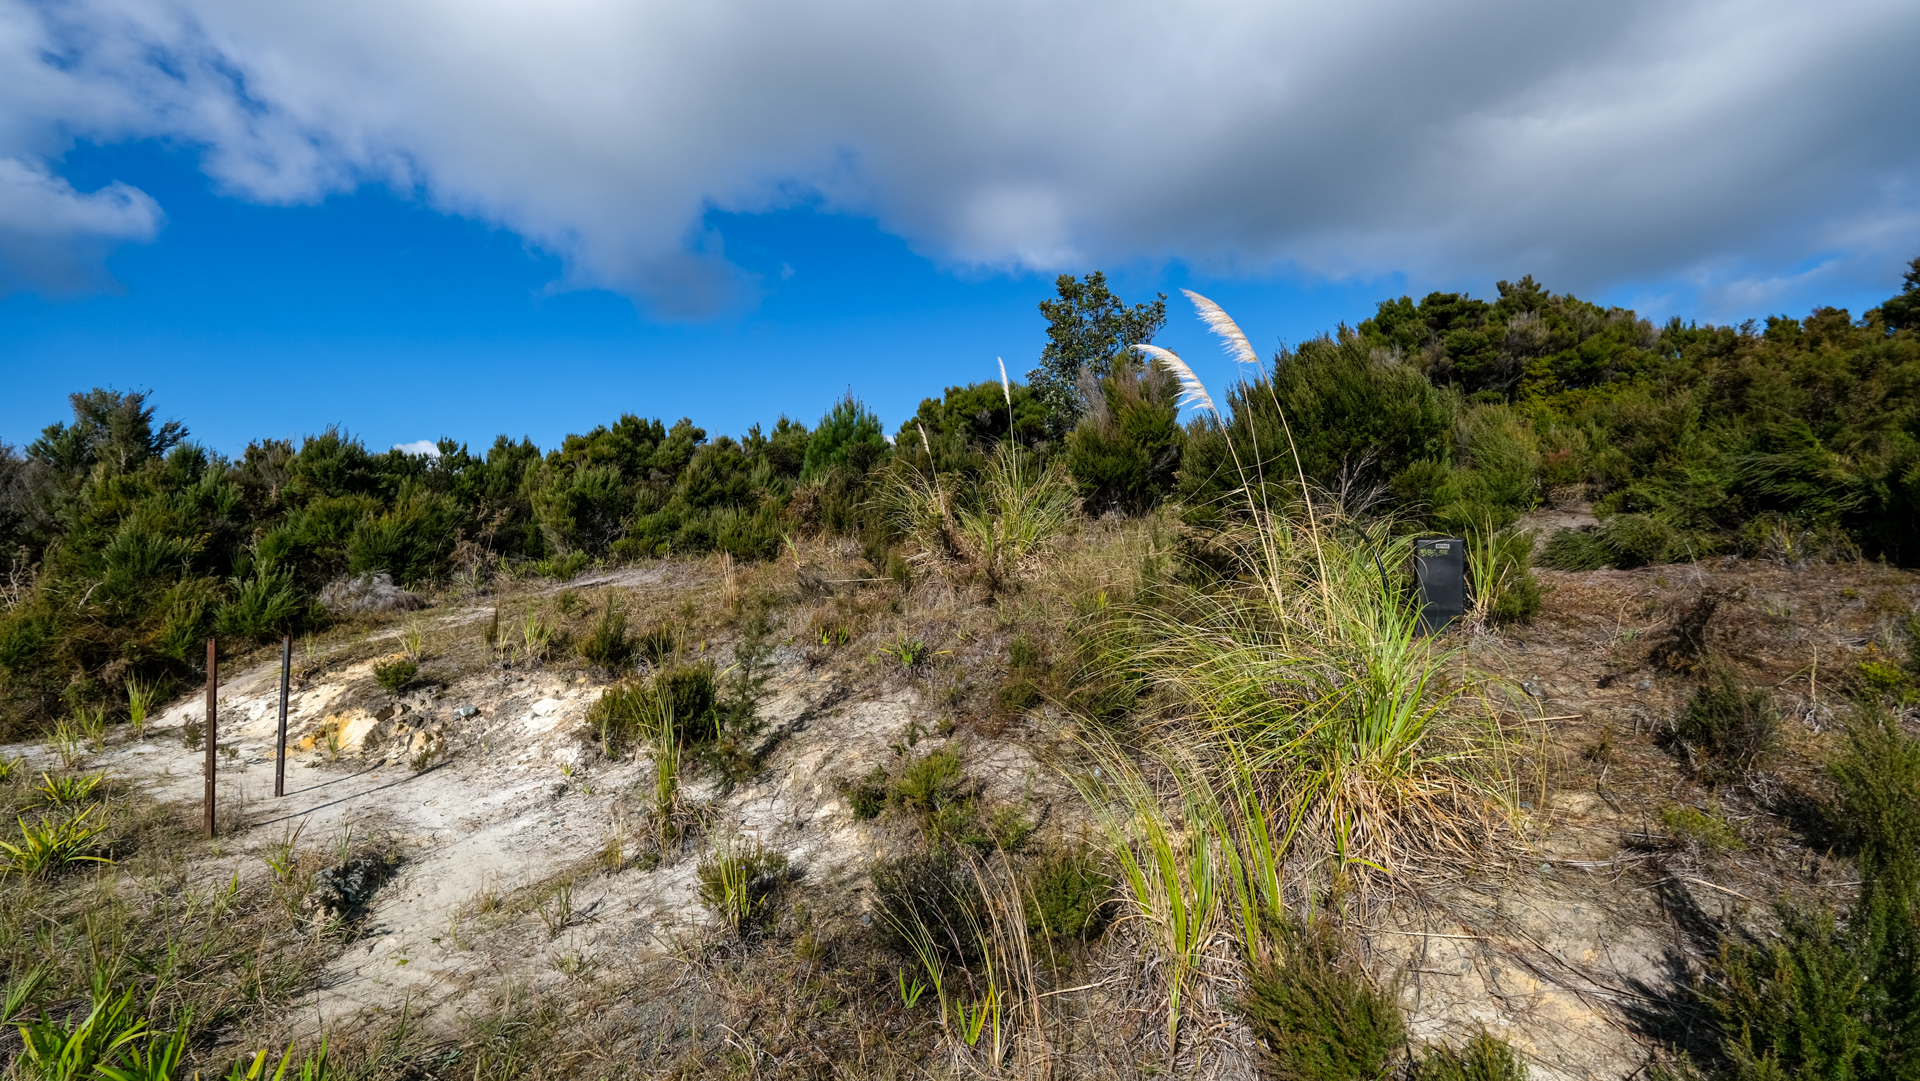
(275, 635), (291, 797)
(204, 637), (217, 837)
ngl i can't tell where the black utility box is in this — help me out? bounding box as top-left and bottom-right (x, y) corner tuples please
(1413, 536), (1465, 635)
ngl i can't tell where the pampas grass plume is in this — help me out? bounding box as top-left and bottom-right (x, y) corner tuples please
(1183, 289), (1260, 368)
(1133, 344), (1218, 416)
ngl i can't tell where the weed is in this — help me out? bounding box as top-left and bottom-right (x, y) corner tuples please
(0, 755), (21, 782)
(1007, 635), (1041, 670)
(992, 678), (1043, 715)
(880, 633), (930, 670)
(1670, 663), (1778, 775)
(0, 806), (112, 876)
(50, 717), (85, 768)
(408, 738), (441, 774)
(519, 611), (554, 666)
(372, 658), (418, 697)
(577, 597), (633, 671)
(124, 677), (156, 735)
(1416, 1029), (1528, 1081)
(36, 771), (107, 806)
(894, 747), (965, 813)
(841, 767), (890, 820)
(1022, 844), (1115, 942)
(555, 588), (582, 617)
(870, 848), (985, 965)
(695, 836), (789, 935)
(400, 619), (424, 661)
(536, 882), (573, 939)
(1241, 921), (1406, 1081)
(1658, 805), (1746, 854)
(634, 620), (679, 666)
(535, 551), (591, 581)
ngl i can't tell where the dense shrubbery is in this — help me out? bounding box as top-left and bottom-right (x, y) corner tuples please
(3, 261), (1916, 735)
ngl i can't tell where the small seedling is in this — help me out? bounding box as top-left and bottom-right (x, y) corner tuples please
(537, 882), (573, 938)
(373, 658), (418, 697)
(125, 677), (156, 735)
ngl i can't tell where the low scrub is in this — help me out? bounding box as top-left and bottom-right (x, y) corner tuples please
(1669, 663), (1779, 776)
(1240, 921), (1406, 1081)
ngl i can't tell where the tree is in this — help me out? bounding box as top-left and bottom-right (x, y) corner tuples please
(1875, 255), (1920, 332)
(1028, 273), (1167, 437)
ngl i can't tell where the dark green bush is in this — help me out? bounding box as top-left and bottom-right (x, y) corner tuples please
(1686, 707), (1920, 1081)
(373, 659), (417, 696)
(1065, 358), (1183, 515)
(213, 570), (310, 642)
(1537, 528), (1611, 571)
(892, 747), (965, 814)
(842, 766), (889, 820)
(576, 599), (633, 671)
(1416, 1030), (1527, 1081)
(1671, 665), (1779, 774)
(586, 661), (718, 755)
(1241, 921), (1406, 1081)
(1022, 844), (1114, 942)
(801, 395), (890, 483)
(869, 848), (984, 964)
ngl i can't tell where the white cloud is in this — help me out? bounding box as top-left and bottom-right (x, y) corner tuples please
(1, 0), (1916, 313)
(391, 439), (439, 458)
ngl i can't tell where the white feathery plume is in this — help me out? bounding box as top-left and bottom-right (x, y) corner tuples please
(996, 356), (1012, 408)
(1133, 343), (1217, 416)
(1182, 289), (1259, 368)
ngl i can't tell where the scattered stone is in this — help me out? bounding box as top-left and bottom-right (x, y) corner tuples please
(452, 704), (478, 719)
(318, 573), (424, 616)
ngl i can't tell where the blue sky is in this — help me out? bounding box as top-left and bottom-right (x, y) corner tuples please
(3, 0), (1916, 458)
(0, 141), (1410, 456)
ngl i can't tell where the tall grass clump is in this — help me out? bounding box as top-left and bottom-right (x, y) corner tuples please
(1114, 293), (1525, 879)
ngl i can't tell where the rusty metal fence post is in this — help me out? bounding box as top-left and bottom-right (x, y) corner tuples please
(203, 637), (217, 837)
(276, 635), (291, 797)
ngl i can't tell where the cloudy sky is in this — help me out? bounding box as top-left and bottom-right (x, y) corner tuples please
(3, 0), (1917, 453)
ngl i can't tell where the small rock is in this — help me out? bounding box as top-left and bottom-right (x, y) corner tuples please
(452, 704), (479, 719)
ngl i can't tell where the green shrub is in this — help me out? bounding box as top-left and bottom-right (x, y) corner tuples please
(1602, 513), (1680, 567)
(214, 569), (310, 642)
(1416, 1030), (1527, 1081)
(1659, 805), (1746, 853)
(696, 836), (789, 935)
(1827, 706), (1920, 883)
(1240, 922), (1406, 1081)
(801, 394), (890, 483)
(1022, 844), (1115, 942)
(842, 766), (889, 820)
(576, 599), (633, 671)
(1671, 665), (1779, 774)
(587, 662), (718, 756)
(530, 463), (633, 556)
(869, 848), (984, 964)
(1064, 357), (1183, 515)
(1686, 708), (1920, 1080)
(346, 490), (460, 585)
(373, 659), (417, 696)
(1537, 528), (1611, 571)
(892, 747), (965, 814)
